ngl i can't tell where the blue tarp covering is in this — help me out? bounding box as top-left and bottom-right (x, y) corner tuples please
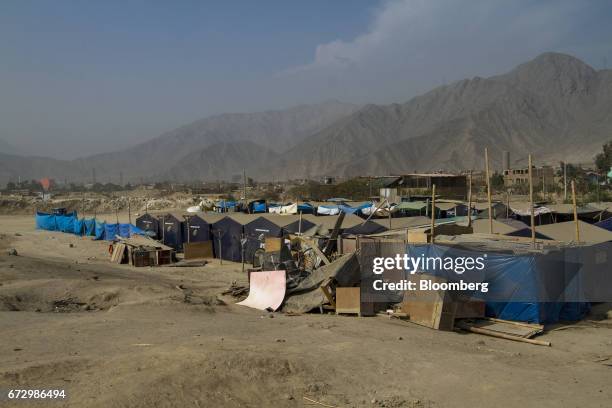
(595, 217), (612, 231)
(94, 221), (106, 240)
(36, 212), (57, 231)
(56, 213), (77, 233)
(73, 219), (84, 236)
(118, 223), (131, 238)
(253, 202), (267, 213)
(130, 224), (144, 236)
(104, 224), (119, 240)
(298, 203), (314, 212)
(338, 202), (372, 215)
(406, 244), (590, 324)
(83, 219), (96, 236)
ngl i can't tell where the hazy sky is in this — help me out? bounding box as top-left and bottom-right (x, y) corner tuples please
(1, 0), (611, 159)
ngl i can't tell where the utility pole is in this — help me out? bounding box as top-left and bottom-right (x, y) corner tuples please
(572, 180), (580, 242)
(485, 148), (493, 234)
(528, 155), (536, 247)
(243, 168), (247, 202)
(430, 185), (436, 243)
(563, 161), (567, 202)
(467, 171), (473, 228)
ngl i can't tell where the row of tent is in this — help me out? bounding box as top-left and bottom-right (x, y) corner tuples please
(135, 212), (405, 263)
(215, 199), (497, 218)
(139, 208), (612, 265)
(35, 211), (144, 241)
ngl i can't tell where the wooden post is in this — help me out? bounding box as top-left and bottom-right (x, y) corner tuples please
(485, 148), (493, 234)
(127, 197), (131, 225)
(430, 184), (436, 243)
(571, 180), (580, 242)
(467, 171), (472, 227)
(528, 155), (536, 247)
(506, 190), (510, 219)
(298, 212), (302, 235)
(563, 161), (567, 202)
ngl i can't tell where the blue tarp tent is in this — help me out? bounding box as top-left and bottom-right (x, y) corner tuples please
(73, 219), (84, 236)
(405, 244), (592, 324)
(56, 212), (77, 233)
(253, 202), (267, 213)
(130, 224), (144, 236)
(297, 203), (314, 214)
(118, 223), (131, 238)
(83, 219), (96, 236)
(104, 224), (119, 240)
(36, 212), (57, 231)
(94, 221), (106, 240)
(595, 217), (612, 232)
(338, 202), (372, 215)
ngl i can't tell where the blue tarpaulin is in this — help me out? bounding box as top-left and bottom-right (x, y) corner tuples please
(253, 202), (267, 213)
(339, 202), (372, 215)
(595, 217), (612, 232)
(104, 224), (119, 240)
(405, 244), (591, 324)
(297, 203), (314, 214)
(56, 213), (77, 233)
(94, 221), (106, 240)
(118, 223), (131, 238)
(83, 219), (96, 236)
(73, 219), (84, 236)
(36, 212), (57, 231)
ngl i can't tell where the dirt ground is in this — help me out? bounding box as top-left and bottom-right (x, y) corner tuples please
(1, 214), (611, 408)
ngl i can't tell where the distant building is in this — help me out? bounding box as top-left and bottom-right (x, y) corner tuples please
(503, 165), (555, 188)
(378, 173), (467, 201)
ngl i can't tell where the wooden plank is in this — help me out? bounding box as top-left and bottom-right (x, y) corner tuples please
(335, 287), (360, 315)
(184, 241), (214, 259)
(401, 274), (457, 330)
(310, 243), (331, 265)
(319, 278), (336, 308)
(265, 237), (282, 253)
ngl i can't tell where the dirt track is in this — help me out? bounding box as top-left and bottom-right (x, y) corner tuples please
(1, 215), (611, 408)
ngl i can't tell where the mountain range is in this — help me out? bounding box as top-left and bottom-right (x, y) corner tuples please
(1, 52), (611, 185)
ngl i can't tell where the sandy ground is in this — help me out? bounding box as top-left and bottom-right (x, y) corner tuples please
(1, 214), (611, 408)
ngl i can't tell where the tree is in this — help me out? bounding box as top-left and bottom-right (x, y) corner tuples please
(594, 140), (612, 174)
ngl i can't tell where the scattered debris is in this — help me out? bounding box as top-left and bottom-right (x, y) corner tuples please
(7, 248), (18, 256)
(456, 318), (549, 347)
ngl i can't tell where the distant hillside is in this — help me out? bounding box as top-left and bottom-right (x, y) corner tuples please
(0, 100), (358, 185)
(160, 141), (278, 182)
(270, 53), (612, 178)
(2, 53), (612, 185)
(0, 152), (81, 184)
(72, 100), (359, 183)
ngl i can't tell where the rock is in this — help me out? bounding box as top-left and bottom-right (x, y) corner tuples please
(69, 243), (74, 248)
(275, 338), (286, 343)
(397, 336), (403, 340)
(7, 248), (18, 256)
(14, 233), (22, 236)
